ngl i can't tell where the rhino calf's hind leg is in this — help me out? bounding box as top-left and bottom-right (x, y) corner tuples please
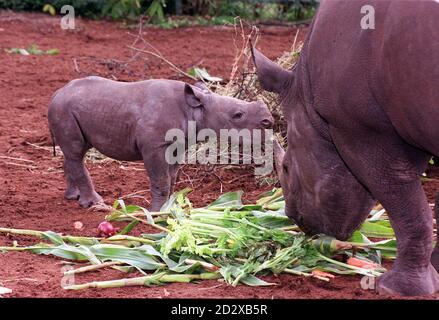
(64, 173), (80, 200)
(52, 111), (103, 208)
(63, 157), (103, 208)
(431, 193), (439, 271)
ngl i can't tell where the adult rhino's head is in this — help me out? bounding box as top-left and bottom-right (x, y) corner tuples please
(184, 83), (274, 132)
(253, 48), (374, 240)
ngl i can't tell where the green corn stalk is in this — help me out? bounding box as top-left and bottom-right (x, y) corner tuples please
(0, 228), (99, 246)
(64, 272), (220, 290)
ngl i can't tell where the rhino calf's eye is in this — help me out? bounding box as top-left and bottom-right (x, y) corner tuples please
(233, 112), (244, 120)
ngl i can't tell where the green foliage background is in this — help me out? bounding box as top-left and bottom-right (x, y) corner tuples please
(0, 0), (107, 18)
(0, 0), (318, 22)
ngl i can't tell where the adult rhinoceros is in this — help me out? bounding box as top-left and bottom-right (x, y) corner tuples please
(253, 0), (439, 296)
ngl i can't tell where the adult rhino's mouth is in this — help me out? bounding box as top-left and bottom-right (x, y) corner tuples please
(296, 215), (314, 235)
(288, 209), (354, 240)
(284, 203), (314, 235)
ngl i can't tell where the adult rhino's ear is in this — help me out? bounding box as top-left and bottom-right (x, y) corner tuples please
(184, 84), (205, 108)
(251, 46), (292, 94)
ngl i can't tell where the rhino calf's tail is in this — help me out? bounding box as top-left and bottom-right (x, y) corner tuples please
(50, 129), (56, 157)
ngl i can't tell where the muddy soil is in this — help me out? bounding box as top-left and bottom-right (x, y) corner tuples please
(0, 12), (438, 299)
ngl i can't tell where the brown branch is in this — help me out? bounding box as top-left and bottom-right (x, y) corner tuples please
(127, 45), (197, 81)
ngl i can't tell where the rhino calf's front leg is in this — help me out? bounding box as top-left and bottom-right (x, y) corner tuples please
(142, 151), (172, 212)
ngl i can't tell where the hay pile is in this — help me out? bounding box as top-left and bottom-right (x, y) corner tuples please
(211, 24), (303, 146)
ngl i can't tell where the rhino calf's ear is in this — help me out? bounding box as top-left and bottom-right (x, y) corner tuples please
(251, 47), (293, 94)
(184, 84), (204, 108)
(193, 81), (211, 93)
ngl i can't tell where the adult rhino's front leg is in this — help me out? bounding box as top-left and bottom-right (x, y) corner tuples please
(169, 164), (180, 195)
(331, 129), (439, 296)
(431, 193), (439, 271)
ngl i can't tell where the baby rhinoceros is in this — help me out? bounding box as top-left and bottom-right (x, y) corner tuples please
(48, 76), (273, 211)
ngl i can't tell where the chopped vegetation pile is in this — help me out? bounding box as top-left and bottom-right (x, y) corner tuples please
(0, 188), (397, 290)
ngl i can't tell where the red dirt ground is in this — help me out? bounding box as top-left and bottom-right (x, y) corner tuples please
(0, 12), (438, 299)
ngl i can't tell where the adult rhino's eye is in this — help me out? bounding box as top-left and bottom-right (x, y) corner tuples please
(233, 111), (244, 120)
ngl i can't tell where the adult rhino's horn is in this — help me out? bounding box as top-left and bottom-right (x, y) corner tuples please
(250, 43), (293, 94)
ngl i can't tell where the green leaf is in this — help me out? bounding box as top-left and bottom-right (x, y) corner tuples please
(5, 48), (29, 55)
(207, 191), (243, 210)
(5, 45), (59, 56)
(160, 188), (192, 212)
(90, 244), (165, 271)
(239, 274), (276, 286)
(114, 199), (127, 212)
(42, 231), (65, 246)
(27, 44), (44, 55)
(43, 4), (56, 16)
(45, 48), (60, 55)
(256, 188), (284, 207)
(112, 265), (135, 273)
(359, 221), (395, 238)
(142, 232), (167, 241)
(312, 236), (340, 256)
(251, 211), (292, 229)
(238, 205), (263, 211)
(368, 208), (387, 221)
(30, 242), (100, 264)
(348, 231), (372, 244)
(188, 67), (223, 83)
(119, 220), (139, 235)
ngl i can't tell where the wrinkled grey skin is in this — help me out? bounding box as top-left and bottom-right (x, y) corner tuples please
(254, 0), (439, 296)
(48, 77), (273, 211)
